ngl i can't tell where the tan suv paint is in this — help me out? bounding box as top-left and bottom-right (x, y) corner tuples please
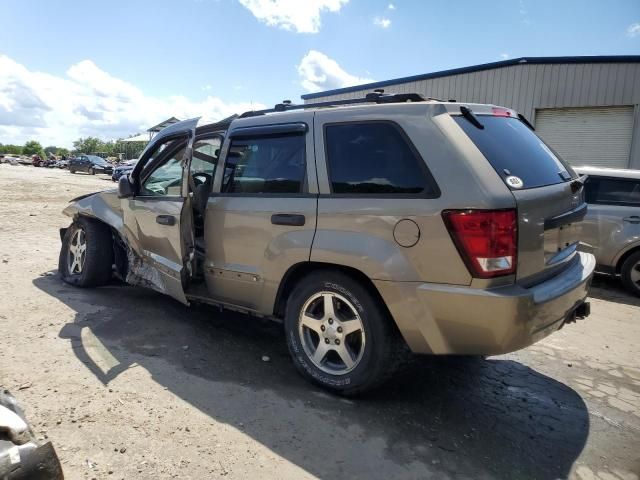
(59, 98), (595, 394)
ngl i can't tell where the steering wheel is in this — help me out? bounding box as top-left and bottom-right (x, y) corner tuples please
(192, 172), (212, 186)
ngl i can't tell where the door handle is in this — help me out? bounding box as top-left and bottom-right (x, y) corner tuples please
(271, 213), (305, 226)
(623, 216), (640, 224)
(156, 215), (176, 226)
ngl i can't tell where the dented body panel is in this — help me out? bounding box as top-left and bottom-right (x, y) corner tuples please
(62, 189), (186, 300)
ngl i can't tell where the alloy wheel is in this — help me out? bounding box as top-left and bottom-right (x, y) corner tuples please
(630, 260), (640, 288)
(298, 291), (366, 375)
(67, 228), (87, 275)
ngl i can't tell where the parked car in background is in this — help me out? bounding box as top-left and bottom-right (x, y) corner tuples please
(54, 159), (68, 169)
(111, 158), (138, 182)
(32, 155), (44, 167)
(69, 155), (113, 175)
(58, 94), (594, 395)
(575, 166), (640, 296)
(1, 156), (21, 165)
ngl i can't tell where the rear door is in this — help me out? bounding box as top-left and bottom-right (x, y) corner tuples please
(454, 113), (585, 282)
(203, 114), (317, 312)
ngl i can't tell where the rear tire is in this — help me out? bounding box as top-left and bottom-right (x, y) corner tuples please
(621, 251), (640, 297)
(59, 217), (113, 287)
(284, 271), (408, 396)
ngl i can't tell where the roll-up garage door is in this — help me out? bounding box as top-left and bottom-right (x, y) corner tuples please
(535, 106), (634, 168)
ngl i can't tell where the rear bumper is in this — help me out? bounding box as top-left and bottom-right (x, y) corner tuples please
(375, 252), (596, 355)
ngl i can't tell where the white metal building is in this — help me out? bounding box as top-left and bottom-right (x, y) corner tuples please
(301, 56), (640, 169)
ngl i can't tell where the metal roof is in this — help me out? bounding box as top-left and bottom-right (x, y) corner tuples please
(301, 55), (640, 100)
(147, 117), (181, 132)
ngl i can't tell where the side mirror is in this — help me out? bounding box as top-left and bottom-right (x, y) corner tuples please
(118, 175), (134, 198)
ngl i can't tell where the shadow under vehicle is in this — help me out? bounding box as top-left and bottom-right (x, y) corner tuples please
(33, 272), (590, 480)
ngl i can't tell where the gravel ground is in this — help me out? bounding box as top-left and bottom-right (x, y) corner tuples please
(0, 163), (639, 480)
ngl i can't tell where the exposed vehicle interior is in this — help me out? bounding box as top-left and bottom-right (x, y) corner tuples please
(133, 130), (223, 291)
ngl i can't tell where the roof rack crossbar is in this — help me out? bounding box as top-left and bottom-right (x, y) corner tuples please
(239, 92), (430, 118)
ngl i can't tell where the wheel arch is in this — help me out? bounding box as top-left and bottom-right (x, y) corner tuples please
(615, 243), (640, 273)
(273, 261), (392, 320)
(65, 213), (128, 280)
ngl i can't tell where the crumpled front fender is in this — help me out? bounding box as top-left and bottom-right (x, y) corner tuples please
(62, 189), (123, 231)
(61, 190), (173, 297)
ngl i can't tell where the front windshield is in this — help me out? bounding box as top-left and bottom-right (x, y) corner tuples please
(87, 155), (108, 166)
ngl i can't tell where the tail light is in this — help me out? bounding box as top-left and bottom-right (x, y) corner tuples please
(442, 209), (517, 278)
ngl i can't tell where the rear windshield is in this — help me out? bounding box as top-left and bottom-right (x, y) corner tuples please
(454, 115), (574, 189)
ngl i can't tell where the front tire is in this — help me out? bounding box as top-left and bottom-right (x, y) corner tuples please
(89, 167), (95, 175)
(59, 217), (113, 287)
(621, 251), (640, 297)
(285, 271), (407, 396)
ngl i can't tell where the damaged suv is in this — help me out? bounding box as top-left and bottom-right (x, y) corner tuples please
(58, 92), (595, 394)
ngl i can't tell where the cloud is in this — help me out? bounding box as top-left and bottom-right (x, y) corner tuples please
(387, 3), (395, 10)
(518, 0), (531, 25)
(500, 53), (510, 60)
(297, 50), (373, 93)
(238, 0), (348, 33)
(373, 17), (391, 28)
(627, 22), (640, 38)
(0, 54), (263, 148)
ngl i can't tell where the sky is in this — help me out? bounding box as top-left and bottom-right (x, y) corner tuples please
(0, 0), (639, 148)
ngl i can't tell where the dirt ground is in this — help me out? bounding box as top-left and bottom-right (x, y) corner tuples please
(0, 163), (639, 480)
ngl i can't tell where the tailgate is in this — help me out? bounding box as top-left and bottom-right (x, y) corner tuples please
(511, 182), (585, 282)
(451, 110), (585, 283)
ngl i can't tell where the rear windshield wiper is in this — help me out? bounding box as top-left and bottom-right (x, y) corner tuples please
(517, 113), (535, 131)
(459, 106), (484, 129)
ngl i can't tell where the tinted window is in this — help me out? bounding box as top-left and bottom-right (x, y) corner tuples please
(222, 134), (305, 194)
(325, 122), (433, 195)
(585, 177), (640, 206)
(454, 116), (574, 189)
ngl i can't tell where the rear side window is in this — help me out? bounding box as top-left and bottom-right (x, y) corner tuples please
(324, 122), (437, 196)
(454, 116), (574, 189)
(585, 177), (640, 206)
(222, 134), (306, 194)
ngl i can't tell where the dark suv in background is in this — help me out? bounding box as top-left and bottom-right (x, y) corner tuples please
(69, 155), (113, 175)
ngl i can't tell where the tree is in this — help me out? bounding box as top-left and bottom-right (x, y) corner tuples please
(22, 140), (44, 157)
(57, 147), (70, 157)
(44, 146), (58, 155)
(0, 144), (22, 155)
(73, 137), (103, 154)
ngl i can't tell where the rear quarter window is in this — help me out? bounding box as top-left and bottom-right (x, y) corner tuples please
(454, 115), (574, 189)
(324, 121), (438, 197)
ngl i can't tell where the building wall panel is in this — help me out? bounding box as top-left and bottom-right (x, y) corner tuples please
(305, 61), (640, 168)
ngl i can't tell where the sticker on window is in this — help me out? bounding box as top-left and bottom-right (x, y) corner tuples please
(506, 176), (524, 189)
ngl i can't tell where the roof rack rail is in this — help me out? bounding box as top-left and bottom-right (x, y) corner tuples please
(239, 90), (437, 118)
